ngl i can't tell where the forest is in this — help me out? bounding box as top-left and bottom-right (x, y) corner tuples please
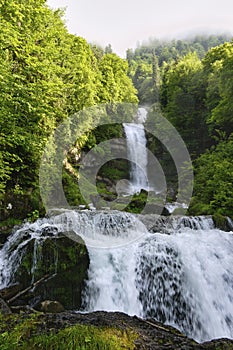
(0, 0), (233, 225)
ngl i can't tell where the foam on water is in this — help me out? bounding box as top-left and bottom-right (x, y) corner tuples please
(0, 210), (232, 342)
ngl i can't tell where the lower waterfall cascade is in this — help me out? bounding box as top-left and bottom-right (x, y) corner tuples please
(0, 209), (233, 343)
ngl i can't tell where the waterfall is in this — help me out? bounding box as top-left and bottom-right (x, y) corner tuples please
(123, 107), (149, 194)
(82, 214), (233, 342)
(0, 210), (233, 343)
(134, 229), (233, 341)
(82, 243), (142, 316)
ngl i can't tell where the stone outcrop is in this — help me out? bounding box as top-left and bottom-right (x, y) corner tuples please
(9, 232), (89, 310)
(39, 300), (65, 313)
(0, 298), (12, 315)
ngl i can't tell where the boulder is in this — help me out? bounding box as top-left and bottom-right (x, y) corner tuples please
(213, 214), (233, 232)
(39, 300), (65, 313)
(0, 298), (12, 315)
(10, 232), (89, 310)
(0, 283), (22, 300)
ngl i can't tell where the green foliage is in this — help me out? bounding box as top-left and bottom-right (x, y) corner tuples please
(130, 56), (160, 104)
(125, 191), (148, 213)
(132, 36), (233, 217)
(62, 170), (87, 207)
(190, 138), (233, 218)
(0, 313), (137, 350)
(129, 35), (232, 65)
(26, 210), (39, 223)
(204, 42), (233, 136)
(127, 35), (232, 105)
(0, 217), (22, 229)
(160, 52), (211, 157)
(1, 0), (232, 221)
(98, 53), (138, 103)
(0, 2), (138, 221)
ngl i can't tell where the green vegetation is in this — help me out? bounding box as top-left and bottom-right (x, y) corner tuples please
(0, 0), (232, 222)
(159, 41), (233, 217)
(0, 0), (138, 221)
(189, 138), (233, 217)
(126, 36), (233, 218)
(0, 313), (137, 350)
(127, 35), (231, 106)
(0, 3), (232, 348)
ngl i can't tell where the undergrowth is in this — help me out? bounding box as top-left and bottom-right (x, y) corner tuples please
(0, 313), (137, 350)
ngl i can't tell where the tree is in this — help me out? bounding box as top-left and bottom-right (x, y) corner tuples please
(190, 138), (233, 218)
(105, 44), (113, 54)
(204, 43), (233, 136)
(161, 53), (210, 157)
(98, 53), (138, 103)
(0, 1), (139, 219)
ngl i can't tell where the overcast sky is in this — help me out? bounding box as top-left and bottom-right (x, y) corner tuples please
(47, 0), (233, 56)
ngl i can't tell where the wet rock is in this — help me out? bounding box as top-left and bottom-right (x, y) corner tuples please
(143, 203), (170, 216)
(136, 214), (214, 233)
(213, 214), (233, 232)
(26, 311), (233, 350)
(39, 300), (65, 313)
(201, 338), (233, 349)
(136, 214), (172, 233)
(10, 232), (89, 310)
(0, 283), (22, 300)
(0, 298), (12, 315)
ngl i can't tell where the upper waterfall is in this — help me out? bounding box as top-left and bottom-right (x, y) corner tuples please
(123, 107), (149, 194)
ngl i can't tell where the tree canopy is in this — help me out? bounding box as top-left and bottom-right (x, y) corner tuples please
(0, 0), (138, 219)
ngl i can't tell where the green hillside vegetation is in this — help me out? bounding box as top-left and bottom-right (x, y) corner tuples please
(128, 37), (233, 218)
(0, 1), (232, 223)
(0, 0), (137, 221)
(127, 34), (231, 105)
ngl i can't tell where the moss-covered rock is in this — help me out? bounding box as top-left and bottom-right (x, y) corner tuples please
(11, 233), (89, 310)
(213, 213), (233, 232)
(124, 190), (169, 215)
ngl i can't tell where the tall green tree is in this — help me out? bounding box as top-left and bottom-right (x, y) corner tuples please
(203, 42), (233, 136)
(161, 53), (210, 157)
(0, 1), (138, 218)
(190, 138), (233, 217)
(98, 53), (138, 103)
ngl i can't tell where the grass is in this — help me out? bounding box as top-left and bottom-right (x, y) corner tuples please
(0, 313), (138, 350)
(0, 218), (22, 228)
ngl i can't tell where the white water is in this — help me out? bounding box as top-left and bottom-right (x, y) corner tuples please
(82, 214), (233, 342)
(134, 229), (233, 341)
(165, 202), (188, 214)
(123, 108), (149, 194)
(0, 210), (233, 343)
(83, 244), (142, 316)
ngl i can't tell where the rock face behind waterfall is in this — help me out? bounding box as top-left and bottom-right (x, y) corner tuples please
(2, 229), (89, 310)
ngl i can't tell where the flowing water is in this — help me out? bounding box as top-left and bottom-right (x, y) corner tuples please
(123, 108), (149, 194)
(0, 210), (232, 343)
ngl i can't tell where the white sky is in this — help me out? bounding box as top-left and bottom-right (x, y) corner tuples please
(47, 0), (233, 57)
